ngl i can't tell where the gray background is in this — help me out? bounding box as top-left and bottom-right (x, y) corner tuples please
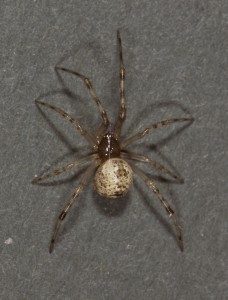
(1, 1), (227, 299)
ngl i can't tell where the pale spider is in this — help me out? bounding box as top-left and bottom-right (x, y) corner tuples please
(32, 31), (193, 253)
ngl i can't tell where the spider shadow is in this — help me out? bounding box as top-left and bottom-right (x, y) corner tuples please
(93, 192), (131, 218)
(148, 119), (193, 149)
(125, 100), (193, 140)
(54, 33), (134, 126)
(55, 39), (110, 73)
(141, 121), (193, 217)
(35, 89), (99, 151)
(35, 40), (105, 135)
(54, 38), (111, 93)
(145, 120), (194, 181)
(125, 120), (193, 191)
(53, 64), (105, 131)
(35, 93), (78, 152)
(33, 90), (96, 185)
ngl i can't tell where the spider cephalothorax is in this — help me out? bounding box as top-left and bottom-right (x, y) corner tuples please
(32, 30), (193, 253)
(95, 130), (133, 198)
(97, 132), (121, 161)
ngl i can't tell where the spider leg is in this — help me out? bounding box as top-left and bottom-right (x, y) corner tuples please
(121, 117), (193, 148)
(114, 30), (126, 139)
(32, 154), (98, 184)
(121, 151), (184, 183)
(49, 160), (99, 253)
(131, 163), (184, 251)
(55, 66), (109, 140)
(36, 100), (97, 150)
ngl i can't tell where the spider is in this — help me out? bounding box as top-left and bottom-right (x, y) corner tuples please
(32, 30), (193, 253)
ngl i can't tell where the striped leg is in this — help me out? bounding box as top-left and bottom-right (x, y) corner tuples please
(114, 30), (126, 139)
(121, 152), (184, 183)
(36, 100), (97, 149)
(49, 160), (99, 253)
(55, 66), (109, 139)
(131, 164), (184, 251)
(121, 117), (193, 148)
(32, 154), (98, 184)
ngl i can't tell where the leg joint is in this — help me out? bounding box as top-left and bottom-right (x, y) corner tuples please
(59, 211), (67, 220)
(166, 206), (174, 216)
(84, 78), (92, 89)
(120, 67), (125, 79)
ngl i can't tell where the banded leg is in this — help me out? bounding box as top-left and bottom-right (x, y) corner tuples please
(49, 160), (99, 253)
(55, 66), (109, 140)
(131, 164), (184, 251)
(114, 30), (126, 139)
(121, 117), (193, 148)
(121, 151), (183, 183)
(36, 100), (97, 149)
(32, 154), (98, 184)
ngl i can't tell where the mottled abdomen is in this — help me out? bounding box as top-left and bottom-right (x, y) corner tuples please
(94, 158), (133, 198)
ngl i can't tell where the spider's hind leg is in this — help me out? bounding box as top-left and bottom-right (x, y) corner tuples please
(131, 163), (184, 251)
(49, 160), (99, 253)
(121, 151), (184, 183)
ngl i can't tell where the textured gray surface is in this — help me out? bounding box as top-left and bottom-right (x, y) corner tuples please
(1, 1), (227, 299)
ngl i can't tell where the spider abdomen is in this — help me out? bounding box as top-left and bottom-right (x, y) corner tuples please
(94, 158), (133, 198)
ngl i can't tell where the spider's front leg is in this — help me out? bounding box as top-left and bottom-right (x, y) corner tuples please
(114, 30), (126, 139)
(121, 117), (193, 148)
(55, 67), (110, 141)
(32, 154), (98, 184)
(132, 164), (184, 251)
(36, 100), (98, 150)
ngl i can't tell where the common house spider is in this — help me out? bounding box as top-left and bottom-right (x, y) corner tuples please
(32, 31), (193, 253)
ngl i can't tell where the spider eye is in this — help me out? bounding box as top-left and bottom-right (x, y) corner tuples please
(94, 158), (133, 198)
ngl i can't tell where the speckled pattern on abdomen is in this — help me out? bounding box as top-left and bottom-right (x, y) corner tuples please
(94, 158), (133, 198)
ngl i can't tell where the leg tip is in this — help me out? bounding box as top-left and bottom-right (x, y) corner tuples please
(31, 178), (38, 184)
(35, 100), (43, 106)
(55, 66), (65, 72)
(178, 236), (184, 252)
(178, 178), (185, 184)
(188, 117), (194, 123)
(49, 242), (54, 254)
